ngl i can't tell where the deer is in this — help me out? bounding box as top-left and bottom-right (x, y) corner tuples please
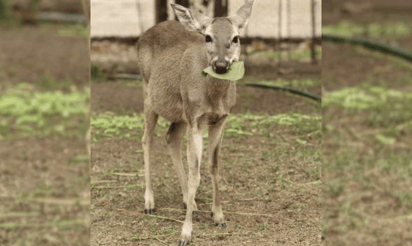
(136, 1), (255, 245)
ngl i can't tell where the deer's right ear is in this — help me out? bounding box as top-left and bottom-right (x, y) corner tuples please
(228, 0), (255, 29)
(171, 4), (212, 34)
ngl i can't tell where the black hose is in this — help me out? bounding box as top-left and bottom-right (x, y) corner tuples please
(115, 73), (141, 80)
(244, 83), (321, 102)
(112, 73), (321, 102)
(37, 12), (85, 24)
(322, 34), (412, 62)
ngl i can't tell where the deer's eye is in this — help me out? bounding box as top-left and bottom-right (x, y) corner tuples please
(232, 36), (239, 44)
(205, 35), (212, 43)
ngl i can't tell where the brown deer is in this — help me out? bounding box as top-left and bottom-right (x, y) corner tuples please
(137, 1), (255, 245)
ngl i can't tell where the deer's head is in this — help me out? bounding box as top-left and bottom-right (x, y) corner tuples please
(171, 0), (255, 74)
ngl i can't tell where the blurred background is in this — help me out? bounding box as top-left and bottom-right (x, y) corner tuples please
(0, 0), (89, 245)
(90, 0), (322, 245)
(322, 0), (412, 245)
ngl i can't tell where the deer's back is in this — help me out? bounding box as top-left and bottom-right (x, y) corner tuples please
(137, 21), (205, 82)
(137, 21), (211, 123)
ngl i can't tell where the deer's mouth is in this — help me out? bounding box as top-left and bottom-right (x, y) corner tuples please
(213, 66), (230, 74)
(213, 60), (231, 74)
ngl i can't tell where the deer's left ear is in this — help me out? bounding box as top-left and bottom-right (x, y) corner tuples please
(171, 4), (212, 34)
(228, 0), (255, 29)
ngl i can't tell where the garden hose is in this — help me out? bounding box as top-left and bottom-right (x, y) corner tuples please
(37, 12), (85, 23)
(113, 74), (322, 102)
(244, 83), (321, 102)
(322, 34), (412, 62)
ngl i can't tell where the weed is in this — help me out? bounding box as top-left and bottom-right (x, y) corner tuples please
(0, 83), (89, 139)
(91, 64), (107, 80)
(0, 0), (13, 23)
(323, 21), (412, 41)
(56, 24), (88, 38)
(244, 78), (321, 88)
(261, 47), (322, 60)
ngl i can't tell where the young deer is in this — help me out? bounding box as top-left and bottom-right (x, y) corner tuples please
(137, 1), (255, 244)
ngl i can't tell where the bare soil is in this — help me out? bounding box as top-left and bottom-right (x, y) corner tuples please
(0, 23), (89, 87)
(90, 62), (322, 245)
(0, 23), (89, 245)
(322, 0), (412, 245)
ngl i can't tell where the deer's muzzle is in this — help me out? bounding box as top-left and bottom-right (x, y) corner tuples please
(213, 60), (229, 74)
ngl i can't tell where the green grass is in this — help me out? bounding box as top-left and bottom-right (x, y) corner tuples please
(55, 24), (88, 38)
(0, 0), (13, 23)
(323, 63), (412, 244)
(91, 111), (321, 142)
(261, 47), (322, 60)
(324, 85), (412, 129)
(0, 83), (89, 139)
(37, 74), (77, 92)
(91, 64), (107, 81)
(243, 78), (321, 88)
(324, 86), (412, 110)
(323, 21), (412, 41)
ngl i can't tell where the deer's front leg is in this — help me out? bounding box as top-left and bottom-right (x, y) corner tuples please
(179, 125), (204, 245)
(208, 119), (227, 228)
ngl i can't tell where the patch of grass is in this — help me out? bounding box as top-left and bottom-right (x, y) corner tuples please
(0, 0), (13, 23)
(243, 78), (321, 88)
(324, 86), (412, 110)
(91, 111), (321, 141)
(324, 85), (412, 129)
(262, 46), (322, 60)
(0, 83), (89, 139)
(323, 21), (412, 41)
(91, 64), (107, 81)
(38, 74), (76, 92)
(56, 24), (88, 38)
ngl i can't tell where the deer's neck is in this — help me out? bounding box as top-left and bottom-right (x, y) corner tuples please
(206, 76), (233, 97)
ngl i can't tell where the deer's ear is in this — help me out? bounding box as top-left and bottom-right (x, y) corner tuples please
(228, 0), (255, 29)
(171, 4), (212, 33)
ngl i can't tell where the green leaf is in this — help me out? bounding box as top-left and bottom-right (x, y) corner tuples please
(202, 61), (245, 81)
(296, 139), (307, 145)
(375, 134), (396, 146)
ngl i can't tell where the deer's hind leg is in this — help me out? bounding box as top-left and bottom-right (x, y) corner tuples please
(142, 106), (158, 214)
(208, 119), (227, 227)
(166, 122), (192, 209)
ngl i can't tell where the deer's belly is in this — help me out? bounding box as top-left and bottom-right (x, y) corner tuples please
(151, 100), (185, 123)
(199, 112), (229, 126)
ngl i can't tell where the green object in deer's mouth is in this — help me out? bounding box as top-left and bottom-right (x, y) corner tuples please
(202, 61), (245, 81)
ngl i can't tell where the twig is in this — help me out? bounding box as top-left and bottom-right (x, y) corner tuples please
(91, 180), (118, 185)
(158, 208), (277, 217)
(92, 184), (140, 190)
(0, 219), (85, 229)
(27, 197), (89, 206)
(125, 231), (177, 242)
(146, 214), (184, 224)
(152, 235), (168, 244)
(0, 212), (39, 218)
(284, 179), (321, 186)
(199, 232), (232, 238)
(112, 172), (142, 177)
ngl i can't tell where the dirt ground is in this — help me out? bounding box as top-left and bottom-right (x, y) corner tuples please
(0, 22), (89, 245)
(90, 32), (322, 245)
(322, 1), (412, 245)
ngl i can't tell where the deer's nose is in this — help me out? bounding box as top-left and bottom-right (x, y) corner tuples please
(214, 60), (229, 74)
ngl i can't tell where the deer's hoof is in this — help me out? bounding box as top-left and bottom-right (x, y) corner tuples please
(178, 239), (190, 246)
(216, 222), (227, 228)
(144, 208), (156, 215)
